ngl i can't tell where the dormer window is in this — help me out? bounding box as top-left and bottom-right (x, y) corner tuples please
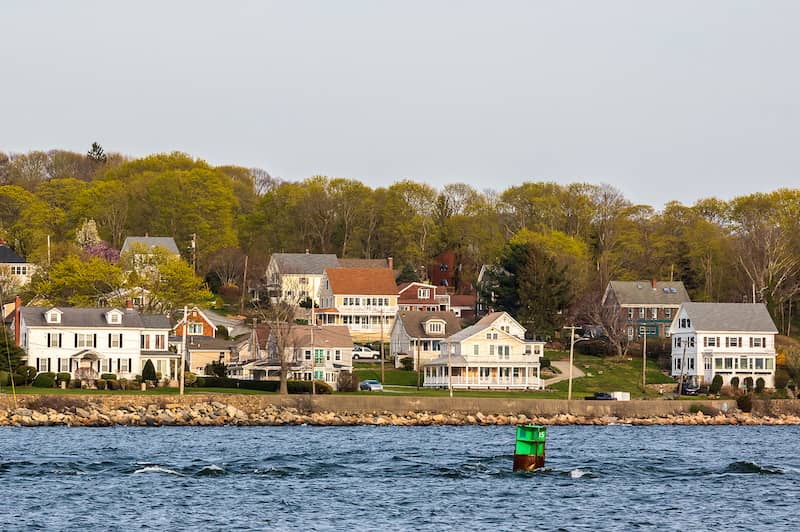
(47, 310), (62, 324)
(418, 288), (431, 299)
(105, 309), (124, 325)
(425, 320), (445, 335)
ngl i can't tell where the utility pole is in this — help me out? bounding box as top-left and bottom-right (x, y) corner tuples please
(311, 305), (316, 395)
(180, 306), (188, 397)
(642, 329), (647, 393)
(563, 325), (578, 401)
(380, 307), (385, 384)
(240, 254), (248, 314)
(677, 345), (687, 396)
(416, 338), (421, 391)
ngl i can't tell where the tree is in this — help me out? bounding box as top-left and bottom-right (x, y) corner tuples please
(207, 247), (245, 288)
(482, 241), (572, 338)
(255, 302), (298, 395)
(205, 360), (228, 378)
(0, 265), (23, 301)
(142, 359), (157, 382)
(0, 326), (26, 372)
(26, 255), (125, 306)
(76, 219), (102, 248)
(87, 142), (107, 163)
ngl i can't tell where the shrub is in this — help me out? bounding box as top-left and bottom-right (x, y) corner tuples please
(101, 373), (117, 380)
(0, 370), (9, 386)
(184, 371), (197, 386)
(399, 357), (414, 371)
(56, 372), (71, 385)
(32, 372), (56, 388)
(14, 366), (37, 386)
(288, 380), (332, 394)
(730, 376), (739, 391)
(743, 377), (754, 392)
(540, 357), (552, 370)
(95, 379), (107, 390)
(142, 359), (157, 382)
(737, 394), (753, 413)
(575, 339), (610, 357)
(118, 378), (129, 390)
(25, 395), (88, 412)
(774, 367), (789, 389)
(709, 375), (723, 394)
(107, 379), (120, 390)
(205, 361), (228, 378)
(756, 377), (765, 393)
(70, 379), (82, 389)
(337, 371), (360, 392)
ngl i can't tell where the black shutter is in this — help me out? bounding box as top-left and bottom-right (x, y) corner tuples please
(47, 358), (51, 372)
(108, 334), (112, 348)
(93, 334), (97, 348)
(119, 334), (123, 348)
(58, 334), (62, 348)
(74, 333), (78, 347)
(47, 334), (51, 348)
(116, 359), (120, 372)
(128, 358), (132, 373)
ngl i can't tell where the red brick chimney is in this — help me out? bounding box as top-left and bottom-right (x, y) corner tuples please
(651, 278), (657, 290)
(14, 296), (21, 347)
(388, 256), (394, 271)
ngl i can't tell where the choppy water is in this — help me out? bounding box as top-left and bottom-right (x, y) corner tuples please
(1, 425), (798, 530)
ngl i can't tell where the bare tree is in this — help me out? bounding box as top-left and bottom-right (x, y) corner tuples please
(255, 301), (298, 394)
(208, 247), (245, 288)
(585, 297), (632, 360)
(250, 167), (282, 196)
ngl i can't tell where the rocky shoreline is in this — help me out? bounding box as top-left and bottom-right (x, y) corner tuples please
(2, 400), (800, 427)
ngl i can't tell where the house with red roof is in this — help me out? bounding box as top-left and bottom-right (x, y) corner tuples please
(317, 268), (399, 342)
(397, 282), (450, 312)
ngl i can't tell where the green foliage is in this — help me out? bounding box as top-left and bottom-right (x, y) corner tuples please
(56, 372), (71, 385)
(730, 376), (739, 391)
(28, 255), (125, 306)
(0, 327), (26, 372)
(709, 375), (723, 394)
(737, 394), (753, 413)
(774, 367), (789, 389)
(287, 380), (333, 394)
(336, 371), (360, 392)
(100, 373), (117, 380)
(755, 377), (765, 393)
(399, 357), (414, 371)
(205, 361), (228, 378)
(0, 370), (9, 386)
(540, 357), (552, 370)
(14, 366), (37, 386)
(194, 376), (279, 392)
(32, 372), (56, 388)
(184, 371), (197, 386)
(142, 359), (157, 382)
(95, 378), (107, 390)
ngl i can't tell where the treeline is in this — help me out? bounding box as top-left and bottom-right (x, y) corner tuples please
(1, 148), (799, 334)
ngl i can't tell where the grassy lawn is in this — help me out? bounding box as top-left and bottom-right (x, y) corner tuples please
(353, 367), (421, 386)
(0, 386), (277, 396)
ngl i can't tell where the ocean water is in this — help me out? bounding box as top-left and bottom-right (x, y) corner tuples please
(1, 425), (798, 531)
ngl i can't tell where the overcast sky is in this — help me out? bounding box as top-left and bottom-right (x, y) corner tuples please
(2, 1), (798, 207)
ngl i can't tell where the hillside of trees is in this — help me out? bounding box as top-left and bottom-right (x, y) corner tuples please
(2, 146), (799, 336)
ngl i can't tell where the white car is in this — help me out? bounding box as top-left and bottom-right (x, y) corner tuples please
(352, 345), (380, 360)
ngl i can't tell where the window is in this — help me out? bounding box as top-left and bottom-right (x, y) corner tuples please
(12, 265), (28, 275)
(627, 308), (634, 320)
(665, 308), (672, 320)
(418, 288), (430, 299)
(119, 359), (130, 372)
(109, 334), (122, 348)
(651, 308), (658, 320)
(755, 358), (764, 370)
(751, 337), (764, 348)
(101, 359), (111, 373)
(473, 344), (479, 355)
(47, 333), (62, 348)
(714, 358), (722, 369)
(486, 333), (491, 339)
(740, 357), (750, 370)
(38, 358), (49, 372)
(155, 335), (165, 350)
(188, 322), (203, 335)
(427, 322), (443, 333)
(48, 312), (60, 324)
(141, 335), (150, 349)
(675, 358), (681, 370)
(627, 326), (634, 340)
(689, 337), (695, 347)
(489, 345), (495, 356)
(766, 358), (774, 370)
(704, 358), (712, 370)
(299, 277), (307, 285)
(335, 350), (341, 361)
(724, 358), (733, 370)
(76, 333), (93, 348)
(639, 307), (645, 318)
(675, 337), (682, 348)
(727, 337), (741, 348)
(304, 350), (312, 361)
(110, 313), (120, 323)
(705, 336), (717, 348)
(314, 349), (324, 365)
(689, 358), (694, 370)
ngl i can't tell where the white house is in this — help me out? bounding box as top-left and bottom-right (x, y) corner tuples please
(266, 252), (340, 306)
(317, 268), (398, 343)
(0, 242), (35, 289)
(390, 310), (462, 370)
(423, 312), (544, 390)
(669, 302), (778, 389)
(13, 302), (177, 382)
(241, 325), (353, 390)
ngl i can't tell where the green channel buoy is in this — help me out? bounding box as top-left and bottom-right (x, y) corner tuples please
(513, 424), (546, 471)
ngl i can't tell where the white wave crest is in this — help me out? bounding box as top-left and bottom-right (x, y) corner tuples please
(570, 469), (587, 479)
(133, 466), (184, 476)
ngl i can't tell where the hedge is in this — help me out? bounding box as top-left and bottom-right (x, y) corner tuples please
(193, 377), (332, 393)
(56, 372), (71, 385)
(33, 372), (57, 388)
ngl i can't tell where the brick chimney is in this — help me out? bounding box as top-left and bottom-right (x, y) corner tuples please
(388, 256), (393, 271)
(126, 298), (133, 310)
(651, 278), (657, 290)
(14, 296), (21, 347)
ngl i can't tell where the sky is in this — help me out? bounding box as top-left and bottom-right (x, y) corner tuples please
(1, 1), (798, 208)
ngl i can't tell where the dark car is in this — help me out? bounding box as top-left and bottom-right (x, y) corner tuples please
(680, 383), (699, 396)
(584, 392), (616, 401)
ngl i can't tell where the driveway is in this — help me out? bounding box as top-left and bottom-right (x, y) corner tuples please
(544, 360), (585, 387)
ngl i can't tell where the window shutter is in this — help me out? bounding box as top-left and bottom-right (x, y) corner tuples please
(749, 337), (753, 348)
(58, 334), (62, 347)
(739, 337), (742, 347)
(93, 334), (97, 348)
(57, 358), (61, 372)
(128, 359), (132, 372)
(108, 334), (112, 347)
(35, 358), (40, 371)
(47, 358), (51, 372)
(717, 337), (720, 347)
(703, 337), (707, 347)
(116, 359), (120, 372)
(47, 334), (51, 348)
(119, 334), (123, 348)
(74, 333), (78, 347)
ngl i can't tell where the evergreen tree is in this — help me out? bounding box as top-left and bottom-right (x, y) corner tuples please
(87, 142), (107, 163)
(0, 326), (25, 372)
(141, 359), (157, 382)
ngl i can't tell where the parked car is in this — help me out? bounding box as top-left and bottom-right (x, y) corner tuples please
(359, 379), (383, 392)
(352, 345), (380, 360)
(680, 383), (699, 396)
(584, 391), (616, 401)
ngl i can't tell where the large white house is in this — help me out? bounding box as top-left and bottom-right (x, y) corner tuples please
(266, 252), (340, 305)
(669, 303), (778, 389)
(13, 302), (177, 382)
(423, 312), (544, 390)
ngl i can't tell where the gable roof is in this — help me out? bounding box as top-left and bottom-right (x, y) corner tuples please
(325, 268), (398, 295)
(680, 303), (778, 333)
(450, 294), (476, 307)
(121, 236), (180, 255)
(395, 311), (462, 338)
(0, 245), (26, 264)
(288, 325), (353, 348)
(448, 311), (508, 343)
(337, 258), (390, 269)
(20, 307), (145, 328)
(270, 253), (339, 275)
(606, 281), (690, 306)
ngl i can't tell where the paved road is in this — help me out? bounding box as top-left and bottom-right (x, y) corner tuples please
(544, 360), (585, 387)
